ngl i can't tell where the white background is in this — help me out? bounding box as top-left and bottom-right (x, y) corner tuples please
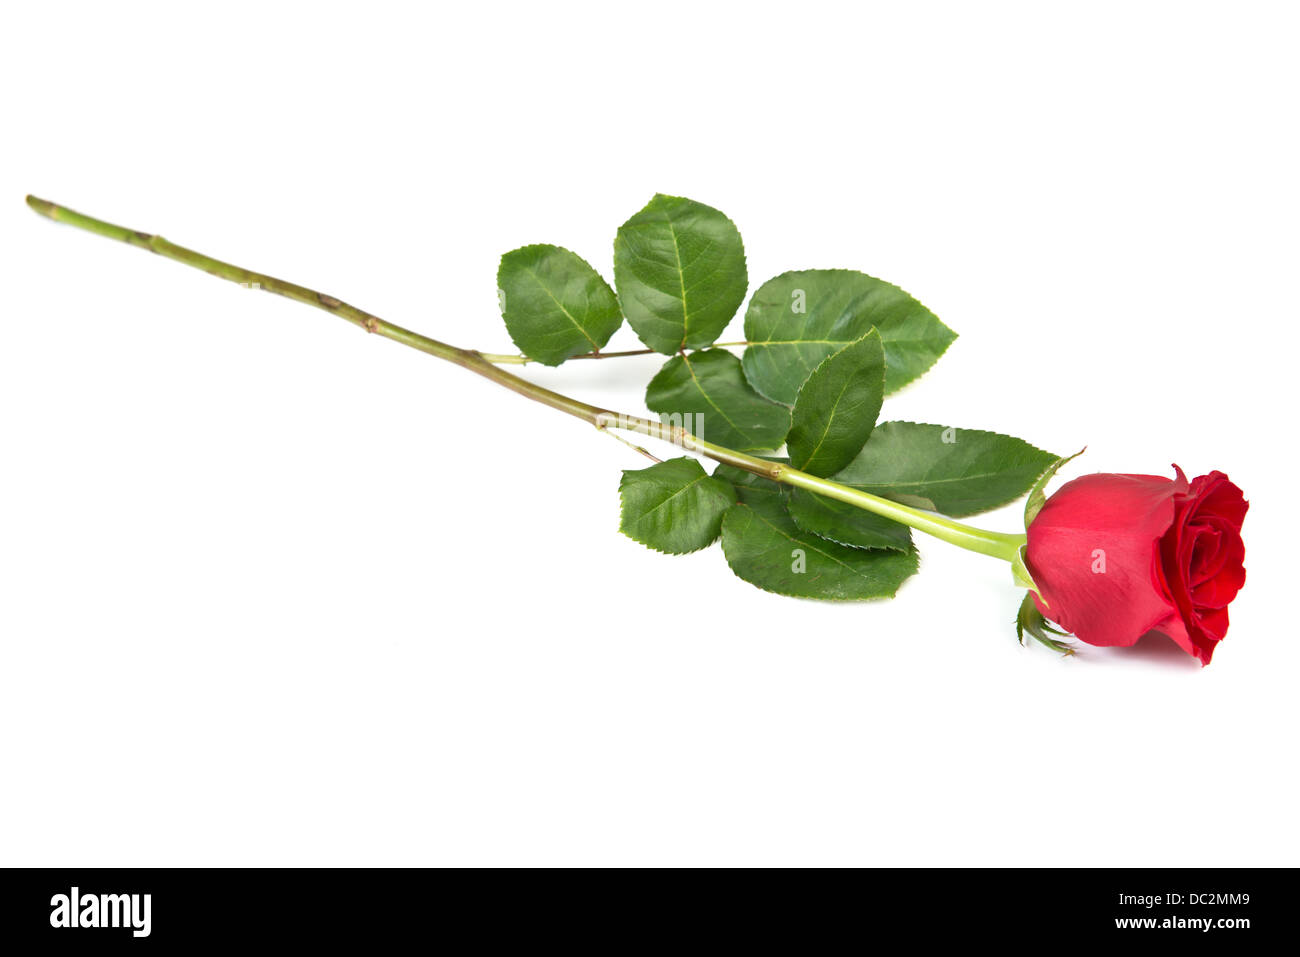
(2, 2), (1296, 867)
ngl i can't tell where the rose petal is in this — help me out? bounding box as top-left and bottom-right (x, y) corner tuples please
(1027, 471), (1186, 648)
(1159, 470), (1249, 664)
(1191, 530), (1246, 608)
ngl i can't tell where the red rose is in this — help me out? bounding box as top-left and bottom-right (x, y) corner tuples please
(1024, 467), (1248, 665)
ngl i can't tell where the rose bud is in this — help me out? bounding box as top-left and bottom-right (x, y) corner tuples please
(1024, 467), (1247, 665)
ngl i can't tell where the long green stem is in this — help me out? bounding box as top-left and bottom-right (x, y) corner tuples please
(480, 347), (656, 364)
(480, 341), (750, 365)
(26, 195), (1026, 562)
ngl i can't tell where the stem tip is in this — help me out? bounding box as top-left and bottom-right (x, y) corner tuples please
(26, 195), (58, 219)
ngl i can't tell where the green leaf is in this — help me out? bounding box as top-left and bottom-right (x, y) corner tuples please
(715, 459), (910, 553)
(613, 194), (747, 354)
(720, 493), (919, 601)
(712, 461), (785, 501)
(786, 488), (912, 551)
(829, 421), (1057, 518)
(497, 244), (622, 366)
(1024, 447), (1086, 528)
(786, 329), (885, 476)
(742, 269), (956, 403)
(618, 457), (737, 554)
(645, 349), (790, 453)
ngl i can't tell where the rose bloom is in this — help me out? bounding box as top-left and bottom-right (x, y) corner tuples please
(1025, 467), (1248, 665)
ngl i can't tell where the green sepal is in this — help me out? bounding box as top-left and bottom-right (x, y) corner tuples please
(1024, 447), (1086, 528)
(1015, 592), (1075, 655)
(1011, 545), (1042, 601)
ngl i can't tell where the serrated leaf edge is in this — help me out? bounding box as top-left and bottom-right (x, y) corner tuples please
(740, 268), (958, 399)
(645, 351), (790, 453)
(497, 243), (620, 367)
(616, 463), (734, 556)
(787, 329), (884, 475)
(614, 194), (748, 354)
(719, 502), (920, 602)
(785, 489), (913, 553)
(842, 420), (1060, 518)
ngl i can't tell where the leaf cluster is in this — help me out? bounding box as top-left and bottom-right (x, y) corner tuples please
(499, 195), (1057, 601)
